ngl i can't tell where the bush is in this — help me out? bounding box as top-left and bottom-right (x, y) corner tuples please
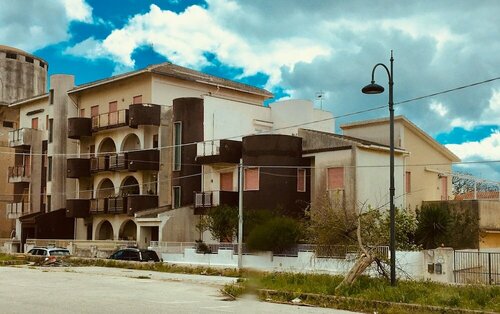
(247, 216), (302, 253)
(415, 204), (451, 249)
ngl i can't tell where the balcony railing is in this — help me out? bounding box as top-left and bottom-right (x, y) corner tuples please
(89, 195), (157, 215)
(91, 109), (129, 131)
(6, 202), (30, 219)
(68, 117), (92, 139)
(128, 103), (161, 128)
(8, 165), (31, 183)
(90, 197), (125, 214)
(196, 139), (242, 164)
(109, 154), (126, 171)
(90, 156), (108, 172)
(8, 128), (38, 147)
(193, 191), (238, 214)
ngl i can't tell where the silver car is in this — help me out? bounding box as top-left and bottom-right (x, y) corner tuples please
(27, 247), (71, 257)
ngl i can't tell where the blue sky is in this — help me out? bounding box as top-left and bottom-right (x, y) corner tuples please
(1, 0), (499, 181)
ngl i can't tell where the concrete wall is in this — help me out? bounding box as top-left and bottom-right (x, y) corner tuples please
(478, 200), (500, 248)
(162, 206), (199, 242)
(270, 99), (334, 135)
(0, 46), (47, 105)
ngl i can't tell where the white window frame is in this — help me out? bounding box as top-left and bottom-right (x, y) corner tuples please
(173, 122), (182, 171)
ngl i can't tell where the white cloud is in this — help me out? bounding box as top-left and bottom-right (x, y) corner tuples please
(59, 0), (93, 23)
(0, 0), (93, 52)
(65, 2), (331, 88)
(429, 101), (448, 117)
(446, 130), (500, 161)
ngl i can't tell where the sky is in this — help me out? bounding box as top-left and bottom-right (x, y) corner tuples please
(1, 0), (499, 182)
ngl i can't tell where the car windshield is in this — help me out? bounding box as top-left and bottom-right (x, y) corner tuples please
(49, 250), (70, 256)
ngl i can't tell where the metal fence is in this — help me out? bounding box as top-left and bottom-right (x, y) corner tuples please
(454, 250), (500, 285)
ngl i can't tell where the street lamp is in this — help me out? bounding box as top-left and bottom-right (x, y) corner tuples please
(361, 50), (396, 286)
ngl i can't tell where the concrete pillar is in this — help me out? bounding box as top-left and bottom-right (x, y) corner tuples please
(423, 247), (455, 284)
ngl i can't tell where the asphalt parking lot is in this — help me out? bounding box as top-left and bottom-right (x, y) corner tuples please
(0, 266), (358, 314)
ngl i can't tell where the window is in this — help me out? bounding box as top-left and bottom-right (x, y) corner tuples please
(109, 101), (118, 125)
(173, 186), (181, 209)
(25, 56), (34, 63)
(6, 53), (17, 59)
(220, 172), (234, 191)
(153, 134), (158, 148)
(297, 168), (306, 192)
(173, 122), (182, 171)
(441, 176), (448, 200)
(39, 61), (45, 68)
(80, 108), (85, 117)
(31, 117), (38, 130)
(48, 119), (53, 143)
(2, 121), (14, 128)
(49, 89), (54, 104)
(327, 167), (344, 190)
(91, 105), (99, 117)
(244, 167), (259, 191)
(46, 195), (51, 212)
(47, 157), (52, 181)
(405, 171), (411, 194)
(133, 95), (142, 104)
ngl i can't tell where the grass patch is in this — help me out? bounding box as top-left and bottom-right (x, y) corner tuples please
(252, 273), (500, 313)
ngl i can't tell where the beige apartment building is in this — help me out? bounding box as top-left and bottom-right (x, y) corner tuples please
(341, 115), (461, 211)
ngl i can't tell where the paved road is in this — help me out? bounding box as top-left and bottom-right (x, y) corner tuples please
(0, 266), (358, 314)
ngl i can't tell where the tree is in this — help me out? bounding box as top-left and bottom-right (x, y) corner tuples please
(452, 171), (498, 196)
(415, 204), (451, 249)
(246, 216), (302, 253)
(202, 205), (239, 242)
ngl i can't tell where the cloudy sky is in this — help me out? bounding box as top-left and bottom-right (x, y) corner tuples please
(1, 0), (499, 181)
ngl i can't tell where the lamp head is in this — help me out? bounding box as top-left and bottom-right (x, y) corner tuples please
(362, 81), (385, 94)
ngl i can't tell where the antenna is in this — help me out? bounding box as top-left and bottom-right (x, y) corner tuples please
(315, 91), (324, 110)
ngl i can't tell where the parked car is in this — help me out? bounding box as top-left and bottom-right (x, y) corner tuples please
(27, 247), (71, 257)
(108, 248), (161, 262)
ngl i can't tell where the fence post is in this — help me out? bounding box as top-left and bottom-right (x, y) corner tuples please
(488, 253), (492, 285)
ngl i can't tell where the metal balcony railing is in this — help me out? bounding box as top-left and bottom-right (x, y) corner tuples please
(197, 140), (220, 157)
(8, 128), (35, 147)
(91, 109), (128, 131)
(109, 154), (126, 171)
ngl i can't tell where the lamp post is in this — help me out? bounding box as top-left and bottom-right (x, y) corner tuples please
(361, 50), (396, 286)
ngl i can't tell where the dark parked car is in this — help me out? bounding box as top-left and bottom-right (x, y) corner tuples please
(108, 248), (160, 262)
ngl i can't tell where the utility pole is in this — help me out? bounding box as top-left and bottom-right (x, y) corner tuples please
(237, 159), (243, 269)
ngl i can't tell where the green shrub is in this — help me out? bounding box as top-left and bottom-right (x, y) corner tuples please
(415, 205), (451, 249)
(247, 216), (302, 253)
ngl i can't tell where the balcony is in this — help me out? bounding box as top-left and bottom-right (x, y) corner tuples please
(193, 191), (238, 215)
(92, 150), (160, 173)
(8, 165), (30, 183)
(90, 197), (126, 215)
(91, 109), (129, 132)
(68, 117), (92, 139)
(8, 128), (39, 147)
(89, 195), (158, 215)
(90, 156), (109, 173)
(129, 103), (161, 128)
(66, 158), (91, 178)
(127, 149), (159, 171)
(126, 194), (158, 215)
(196, 140), (242, 164)
(6, 202), (30, 219)
(66, 199), (90, 218)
